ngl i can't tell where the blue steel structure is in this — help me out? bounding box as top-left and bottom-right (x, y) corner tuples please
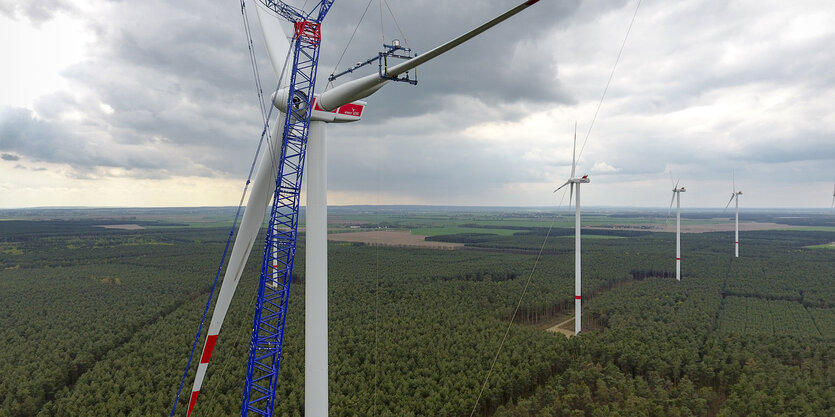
(242, 1), (333, 416)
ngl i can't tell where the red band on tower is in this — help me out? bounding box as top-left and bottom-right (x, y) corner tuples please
(575, 295), (582, 300)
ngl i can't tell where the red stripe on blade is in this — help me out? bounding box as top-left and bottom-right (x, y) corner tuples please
(200, 335), (218, 364)
(525, 0), (541, 5)
(575, 295), (582, 300)
(676, 258), (681, 260)
(187, 391), (199, 417)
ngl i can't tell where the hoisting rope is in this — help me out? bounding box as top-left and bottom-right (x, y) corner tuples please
(469, 189), (569, 417)
(381, 0), (410, 48)
(169, 1), (292, 414)
(324, 0), (375, 91)
(324, 0), (410, 91)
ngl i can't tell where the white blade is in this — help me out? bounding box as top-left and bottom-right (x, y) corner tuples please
(385, 0), (541, 78)
(185, 116), (285, 416)
(553, 180), (571, 193)
(669, 191), (676, 214)
(571, 122), (577, 178)
(722, 193), (735, 214)
(318, 0), (541, 111)
(732, 170), (736, 193)
(254, 2), (292, 81)
(568, 182), (575, 211)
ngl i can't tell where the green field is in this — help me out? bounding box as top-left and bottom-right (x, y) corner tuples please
(1, 207), (833, 417)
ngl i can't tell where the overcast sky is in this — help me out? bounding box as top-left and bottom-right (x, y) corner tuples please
(1, 0), (833, 209)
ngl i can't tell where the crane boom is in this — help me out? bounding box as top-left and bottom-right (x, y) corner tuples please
(242, 2), (333, 416)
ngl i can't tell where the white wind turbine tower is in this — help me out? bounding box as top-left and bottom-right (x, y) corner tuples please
(668, 176), (686, 281)
(554, 124), (589, 335)
(724, 173), (743, 257)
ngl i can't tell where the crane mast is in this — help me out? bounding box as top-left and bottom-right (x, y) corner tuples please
(242, 1), (332, 416)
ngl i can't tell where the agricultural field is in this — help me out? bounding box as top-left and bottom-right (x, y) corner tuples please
(0, 207), (833, 417)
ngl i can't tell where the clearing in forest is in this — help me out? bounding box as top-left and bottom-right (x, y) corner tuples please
(328, 230), (463, 250)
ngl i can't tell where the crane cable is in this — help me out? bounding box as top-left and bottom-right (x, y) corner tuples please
(385, 0), (410, 47)
(169, 1), (291, 414)
(325, 0), (376, 91)
(469, 188), (569, 417)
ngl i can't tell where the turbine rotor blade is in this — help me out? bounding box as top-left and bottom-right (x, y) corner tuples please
(568, 182), (575, 211)
(733, 170), (736, 193)
(571, 122), (577, 178)
(553, 180), (571, 193)
(668, 191), (675, 219)
(722, 194), (735, 215)
(254, 2), (293, 80)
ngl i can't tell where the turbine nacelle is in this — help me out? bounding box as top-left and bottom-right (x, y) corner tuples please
(271, 88), (366, 123)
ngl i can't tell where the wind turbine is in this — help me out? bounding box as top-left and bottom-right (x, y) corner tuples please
(830, 181), (834, 211)
(554, 124), (589, 335)
(668, 176), (686, 281)
(724, 173), (742, 257)
(179, 1), (543, 416)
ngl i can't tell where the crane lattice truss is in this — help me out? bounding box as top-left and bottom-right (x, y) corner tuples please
(242, 1), (333, 416)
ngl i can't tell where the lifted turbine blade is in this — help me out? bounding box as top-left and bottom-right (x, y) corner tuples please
(318, 0), (541, 111)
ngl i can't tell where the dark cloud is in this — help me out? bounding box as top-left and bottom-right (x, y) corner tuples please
(1, 153), (19, 161)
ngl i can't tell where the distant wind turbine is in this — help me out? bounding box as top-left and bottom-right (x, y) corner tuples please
(831, 181), (834, 211)
(723, 173), (743, 258)
(668, 176), (686, 281)
(554, 123), (589, 335)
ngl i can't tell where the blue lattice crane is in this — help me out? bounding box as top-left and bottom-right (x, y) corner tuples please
(178, 1), (334, 416)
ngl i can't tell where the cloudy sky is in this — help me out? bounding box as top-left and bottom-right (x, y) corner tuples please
(1, 0), (833, 209)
